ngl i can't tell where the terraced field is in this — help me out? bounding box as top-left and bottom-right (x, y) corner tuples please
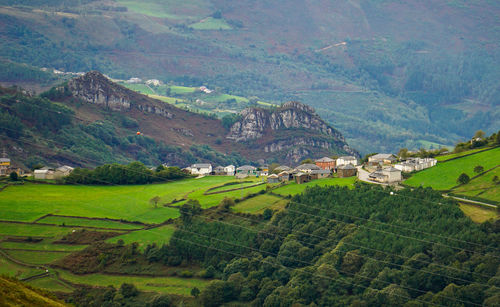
(273, 177), (357, 196)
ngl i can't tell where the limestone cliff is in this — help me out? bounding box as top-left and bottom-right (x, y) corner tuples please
(67, 71), (173, 118)
(227, 102), (358, 161)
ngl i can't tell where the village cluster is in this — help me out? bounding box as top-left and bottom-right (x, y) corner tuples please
(183, 154), (438, 185)
(0, 151), (437, 185)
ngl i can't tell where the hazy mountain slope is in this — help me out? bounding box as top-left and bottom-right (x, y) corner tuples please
(0, 0), (499, 153)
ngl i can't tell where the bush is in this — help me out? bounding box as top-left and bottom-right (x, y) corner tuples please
(457, 173), (470, 185)
(179, 270), (193, 278)
(9, 172), (18, 181)
(119, 283), (138, 298)
(474, 165), (484, 173)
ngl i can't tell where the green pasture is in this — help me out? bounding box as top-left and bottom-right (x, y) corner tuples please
(435, 147), (494, 162)
(190, 17), (232, 30)
(148, 94), (185, 104)
(187, 183), (268, 208)
(27, 276), (73, 293)
(115, 0), (210, 20)
(57, 270), (210, 296)
(37, 216), (142, 230)
(206, 179), (262, 194)
(233, 194), (286, 214)
(4, 250), (71, 265)
(404, 147), (500, 190)
(458, 203), (498, 223)
(0, 255), (45, 280)
(169, 85), (197, 94)
(452, 167), (500, 202)
(120, 83), (156, 95)
(0, 177), (234, 223)
(107, 224), (176, 251)
(273, 177), (357, 197)
(0, 241), (87, 252)
(0, 222), (73, 238)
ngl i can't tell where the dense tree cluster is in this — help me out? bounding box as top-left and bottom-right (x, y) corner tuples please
(65, 162), (191, 185)
(141, 185), (499, 306)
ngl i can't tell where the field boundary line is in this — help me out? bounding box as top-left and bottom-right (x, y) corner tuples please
(1, 248), (73, 253)
(0, 219), (135, 232)
(203, 182), (265, 195)
(38, 213), (150, 227)
(438, 146), (498, 163)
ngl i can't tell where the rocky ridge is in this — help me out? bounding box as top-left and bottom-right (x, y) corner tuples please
(227, 102), (358, 161)
(67, 71), (174, 118)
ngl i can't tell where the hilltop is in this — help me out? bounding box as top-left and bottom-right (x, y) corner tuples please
(0, 1), (499, 153)
(0, 71), (356, 168)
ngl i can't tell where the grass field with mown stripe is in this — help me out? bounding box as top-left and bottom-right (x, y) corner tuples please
(0, 177), (235, 223)
(404, 147), (500, 190)
(273, 177), (357, 196)
(4, 250), (71, 265)
(107, 224), (176, 251)
(37, 216), (143, 230)
(458, 203), (498, 223)
(233, 194), (287, 214)
(57, 270), (210, 296)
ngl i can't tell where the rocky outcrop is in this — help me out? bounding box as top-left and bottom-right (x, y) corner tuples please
(67, 71), (173, 118)
(227, 101), (358, 161)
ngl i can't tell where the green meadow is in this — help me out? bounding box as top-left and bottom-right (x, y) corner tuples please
(435, 147), (494, 162)
(458, 203), (498, 223)
(0, 256), (45, 280)
(0, 222), (74, 238)
(0, 241), (87, 252)
(37, 216), (142, 230)
(57, 270), (210, 296)
(404, 147), (500, 190)
(4, 250), (71, 265)
(452, 167), (500, 202)
(0, 177), (234, 223)
(273, 177), (357, 197)
(233, 194), (286, 214)
(107, 224), (176, 250)
(190, 17), (232, 30)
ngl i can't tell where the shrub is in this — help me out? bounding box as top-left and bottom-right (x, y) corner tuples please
(179, 270), (193, 278)
(457, 173), (470, 185)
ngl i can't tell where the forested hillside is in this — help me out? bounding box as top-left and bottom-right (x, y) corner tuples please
(0, 0), (498, 153)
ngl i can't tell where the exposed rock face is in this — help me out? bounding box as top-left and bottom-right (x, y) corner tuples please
(67, 71), (173, 118)
(227, 101), (358, 162)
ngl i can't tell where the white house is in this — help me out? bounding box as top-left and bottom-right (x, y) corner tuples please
(34, 169), (56, 180)
(394, 158), (437, 172)
(190, 163), (212, 176)
(145, 79), (162, 86)
(336, 156), (358, 167)
(55, 165), (74, 178)
(224, 165), (235, 176)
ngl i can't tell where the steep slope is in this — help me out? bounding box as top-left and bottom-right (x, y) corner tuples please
(0, 276), (67, 307)
(0, 71), (355, 167)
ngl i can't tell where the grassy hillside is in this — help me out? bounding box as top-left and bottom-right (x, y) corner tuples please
(404, 147), (500, 191)
(1, 1), (499, 153)
(0, 276), (66, 307)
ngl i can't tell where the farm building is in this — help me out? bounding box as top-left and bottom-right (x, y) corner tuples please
(294, 172), (311, 184)
(337, 156), (358, 167)
(278, 171), (293, 182)
(310, 169), (331, 180)
(34, 167), (56, 180)
(55, 165), (74, 178)
(315, 157), (336, 170)
(258, 166), (269, 176)
(224, 165), (236, 176)
(368, 154), (397, 165)
(267, 174), (280, 183)
(0, 157), (11, 176)
(236, 165), (258, 176)
(394, 158), (437, 172)
(190, 163), (212, 176)
(274, 165), (292, 173)
(212, 166), (226, 175)
(295, 163), (321, 173)
(337, 164), (357, 178)
(368, 167), (402, 183)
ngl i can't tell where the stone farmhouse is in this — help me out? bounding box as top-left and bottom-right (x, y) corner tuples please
(368, 154), (397, 166)
(337, 164), (357, 178)
(315, 157), (336, 170)
(368, 167), (402, 184)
